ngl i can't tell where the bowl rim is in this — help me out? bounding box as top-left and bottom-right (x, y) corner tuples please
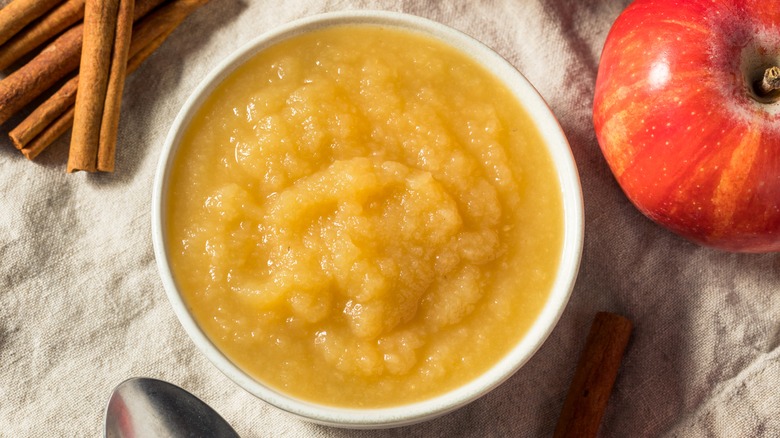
(151, 9), (584, 429)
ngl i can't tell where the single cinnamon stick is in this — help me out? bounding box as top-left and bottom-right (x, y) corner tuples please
(0, 0), (165, 127)
(0, 0), (85, 71)
(128, 0), (210, 48)
(0, 23), (81, 126)
(68, 0), (133, 173)
(0, 0), (63, 46)
(127, 25), (175, 72)
(11, 0), (208, 158)
(131, 0), (167, 21)
(10, 75), (77, 149)
(67, 0), (121, 172)
(20, 105), (73, 159)
(553, 312), (633, 438)
(96, 0), (134, 172)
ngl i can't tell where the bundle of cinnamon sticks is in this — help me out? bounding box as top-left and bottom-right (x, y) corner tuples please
(0, 0), (211, 172)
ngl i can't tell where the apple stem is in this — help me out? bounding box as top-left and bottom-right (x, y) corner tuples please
(756, 66), (780, 98)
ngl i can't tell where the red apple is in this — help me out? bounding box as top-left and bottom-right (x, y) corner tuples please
(593, 0), (780, 252)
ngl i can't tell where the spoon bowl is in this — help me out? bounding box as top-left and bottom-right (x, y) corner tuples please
(104, 377), (239, 438)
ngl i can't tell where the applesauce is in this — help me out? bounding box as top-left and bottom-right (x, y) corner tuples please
(166, 25), (563, 407)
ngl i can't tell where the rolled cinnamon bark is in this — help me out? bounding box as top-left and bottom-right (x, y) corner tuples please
(20, 106), (73, 160)
(96, 0), (134, 172)
(0, 0), (63, 46)
(18, 28), (174, 160)
(10, 75), (76, 149)
(127, 25), (176, 72)
(0, 0), (166, 127)
(0, 23), (81, 126)
(553, 312), (633, 438)
(67, 0), (122, 173)
(0, 0), (85, 71)
(14, 0), (210, 160)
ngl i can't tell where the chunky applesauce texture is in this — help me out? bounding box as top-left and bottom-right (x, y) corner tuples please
(167, 25), (563, 407)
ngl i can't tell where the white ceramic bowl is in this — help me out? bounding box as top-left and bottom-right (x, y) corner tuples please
(152, 10), (584, 429)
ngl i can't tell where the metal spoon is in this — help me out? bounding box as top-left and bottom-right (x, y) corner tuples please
(105, 377), (240, 438)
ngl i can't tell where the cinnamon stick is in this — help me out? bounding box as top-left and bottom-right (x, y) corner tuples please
(0, 0), (85, 71)
(96, 0), (134, 172)
(127, 25), (176, 72)
(14, 0), (208, 159)
(10, 75), (77, 149)
(0, 23), (81, 126)
(0, 0), (165, 127)
(20, 105), (72, 159)
(553, 312), (633, 438)
(131, 0), (167, 21)
(128, 0), (210, 48)
(68, 0), (132, 173)
(18, 29), (174, 160)
(0, 0), (63, 46)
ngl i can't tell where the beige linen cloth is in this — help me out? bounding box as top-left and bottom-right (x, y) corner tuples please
(2, 0), (779, 436)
